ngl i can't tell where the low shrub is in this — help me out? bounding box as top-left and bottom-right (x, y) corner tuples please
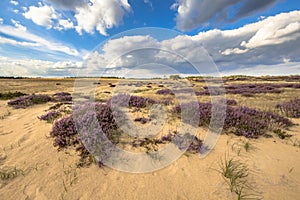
(0, 91), (27, 100)
(38, 110), (61, 122)
(8, 94), (52, 109)
(276, 99), (300, 118)
(172, 102), (292, 138)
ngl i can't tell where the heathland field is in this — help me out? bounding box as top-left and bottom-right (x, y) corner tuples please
(0, 76), (299, 200)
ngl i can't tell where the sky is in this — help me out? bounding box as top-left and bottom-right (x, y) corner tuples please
(0, 0), (300, 77)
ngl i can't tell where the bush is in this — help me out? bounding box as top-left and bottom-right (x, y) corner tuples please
(107, 94), (156, 108)
(0, 91), (27, 100)
(50, 103), (119, 166)
(226, 99), (238, 106)
(156, 89), (174, 95)
(8, 94), (52, 109)
(53, 92), (72, 102)
(196, 83), (300, 96)
(276, 99), (300, 118)
(38, 110), (61, 122)
(172, 102), (292, 138)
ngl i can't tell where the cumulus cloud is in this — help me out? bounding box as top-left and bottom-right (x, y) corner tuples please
(23, 0), (131, 36)
(55, 19), (74, 30)
(80, 11), (300, 76)
(23, 5), (57, 28)
(172, 0), (278, 31)
(46, 0), (87, 10)
(0, 56), (82, 77)
(74, 0), (131, 35)
(0, 18), (3, 24)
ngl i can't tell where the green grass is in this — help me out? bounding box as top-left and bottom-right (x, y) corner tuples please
(0, 110), (11, 120)
(218, 155), (262, 200)
(244, 141), (251, 152)
(273, 129), (292, 140)
(0, 166), (24, 181)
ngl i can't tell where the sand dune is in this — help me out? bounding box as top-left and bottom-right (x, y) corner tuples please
(0, 101), (299, 199)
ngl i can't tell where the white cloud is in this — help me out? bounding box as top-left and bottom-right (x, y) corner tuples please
(0, 18), (3, 24)
(10, 0), (19, 6)
(23, 5), (57, 28)
(11, 19), (27, 31)
(0, 36), (39, 47)
(172, 0), (277, 31)
(0, 56), (82, 77)
(221, 62), (300, 76)
(54, 19), (74, 31)
(22, 0), (131, 35)
(81, 11), (300, 76)
(59, 19), (74, 29)
(74, 0), (131, 35)
(0, 24), (80, 57)
(217, 11), (300, 55)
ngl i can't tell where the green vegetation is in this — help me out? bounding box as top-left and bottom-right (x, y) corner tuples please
(0, 91), (27, 100)
(0, 166), (24, 181)
(218, 155), (261, 200)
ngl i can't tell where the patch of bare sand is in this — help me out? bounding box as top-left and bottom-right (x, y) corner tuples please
(0, 102), (299, 199)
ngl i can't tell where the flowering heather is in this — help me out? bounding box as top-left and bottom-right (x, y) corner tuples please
(108, 94), (156, 108)
(134, 117), (150, 124)
(50, 115), (78, 148)
(196, 83), (300, 96)
(50, 102), (119, 166)
(38, 110), (61, 122)
(8, 94), (52, 109)
(53, 92), (72, 102)
(160, 99), (173, 105)
(129, 95), (156, 108)
(160, 132), (203, 153)
(172, 102), (292, 138)
(276, 99), (300, 118)
(156, 89), (174, 95)
(226, 99), (238, 106)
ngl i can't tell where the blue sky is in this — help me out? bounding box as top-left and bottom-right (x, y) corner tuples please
(0, 0), (300, 77)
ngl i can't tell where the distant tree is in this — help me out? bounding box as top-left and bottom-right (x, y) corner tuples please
(169, 75), (181, 80)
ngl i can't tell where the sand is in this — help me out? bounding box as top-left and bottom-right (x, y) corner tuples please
(0, 78), (300, 199)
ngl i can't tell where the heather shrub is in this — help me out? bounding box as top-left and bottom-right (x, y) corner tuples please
(50, 103), (120, 166)
(196, 83), (300, 96)
(160, 132), (203, 153)
(0, 91), (27, 100)
(8, 94), (52, 109)
(50, 115), (79, 149)
(276, 99), (300, 118)
(134, 117), (150, 124)
(38, 110), (61, 122)
(156, 89), (174, 95)
(226, 99), (238, 106)
(53, 92), (72, 102)
(108, 94), (156, 108)
(172, 102), (292, 138)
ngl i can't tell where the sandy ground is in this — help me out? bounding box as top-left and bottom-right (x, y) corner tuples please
(0, 100), (299, 200)
(0, 78), (300, 199)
